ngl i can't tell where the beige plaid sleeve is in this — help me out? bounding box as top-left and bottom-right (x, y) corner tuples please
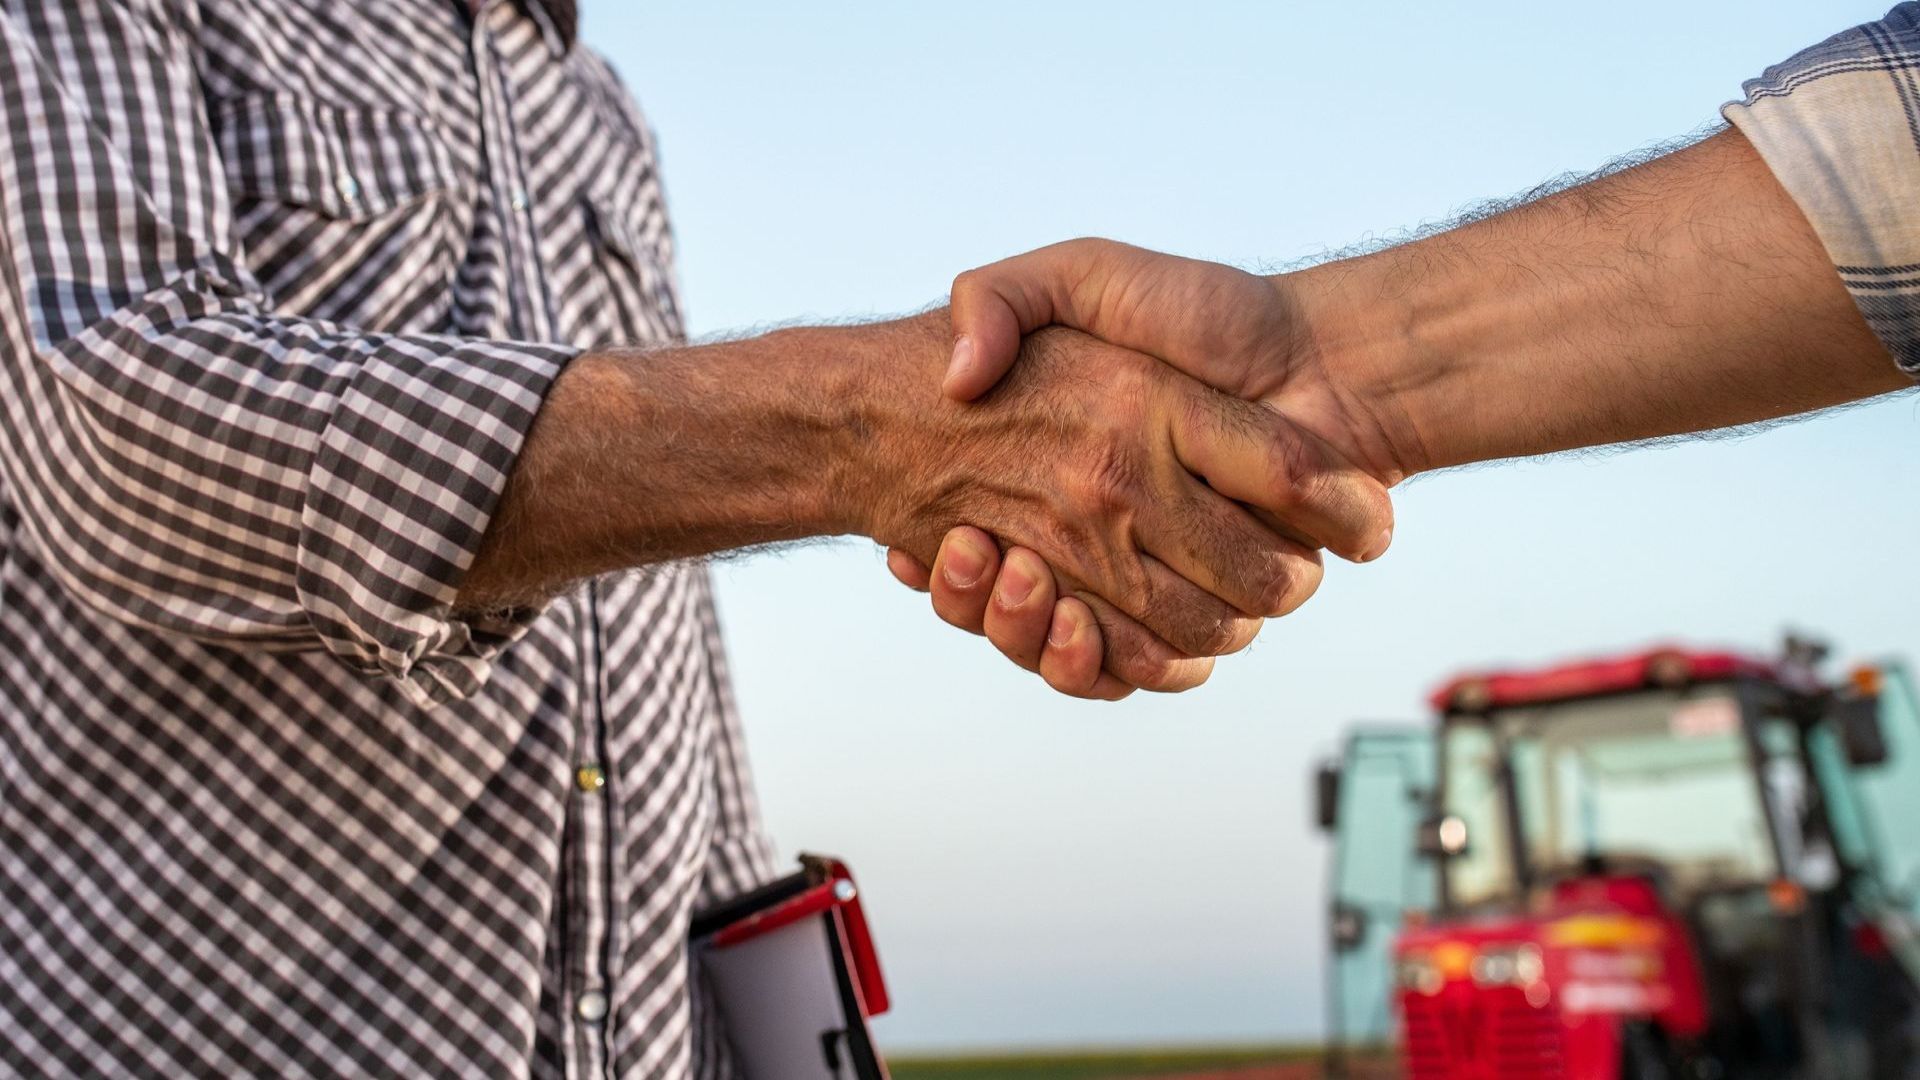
(1723, 4), (1920, 374)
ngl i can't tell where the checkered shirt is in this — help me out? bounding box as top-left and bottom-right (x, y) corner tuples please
(0, 2), (775, 1078)
(1726, 2), (1920, 374)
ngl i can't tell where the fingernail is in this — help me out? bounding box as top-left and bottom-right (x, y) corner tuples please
(946, 335), (976, 386)
(998, 560), (1036, 607)
(1048, 607), (1078, 648)
(942, 539), (986, 588)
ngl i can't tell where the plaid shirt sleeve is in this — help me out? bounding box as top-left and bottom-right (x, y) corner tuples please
(0, 4), (578, 707)
(1722, 4), (1920, 375)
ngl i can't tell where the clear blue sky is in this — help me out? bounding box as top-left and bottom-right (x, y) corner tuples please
(582, 0), (1910, 1052)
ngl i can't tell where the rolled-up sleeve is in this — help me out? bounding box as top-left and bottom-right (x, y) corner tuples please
(0, 3), (577, 707)
(1722, 4), (1920, 374)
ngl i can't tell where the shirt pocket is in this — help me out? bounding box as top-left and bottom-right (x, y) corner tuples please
(579, 184), (685, 347)
(214, 96), (473, 332)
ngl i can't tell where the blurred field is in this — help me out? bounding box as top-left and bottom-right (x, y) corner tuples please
(885, 1045), (1351, 1080)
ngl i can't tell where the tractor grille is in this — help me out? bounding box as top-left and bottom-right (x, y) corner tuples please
(1402, 989), (1565, 1079)
(1401, 998), (1451, 1080)
(1487, 996), (1562, 1078)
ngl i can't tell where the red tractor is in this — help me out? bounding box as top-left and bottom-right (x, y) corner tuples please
(1315, 639), (1920, 1079)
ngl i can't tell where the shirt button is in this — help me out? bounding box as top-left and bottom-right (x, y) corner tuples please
(334, 172), (360, 203)
(575, 990), (608, 1023)
(575, 764), (605, 793)
(510, 187), (530, 211)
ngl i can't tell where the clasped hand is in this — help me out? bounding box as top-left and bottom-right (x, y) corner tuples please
(875, 240), (1402, 700)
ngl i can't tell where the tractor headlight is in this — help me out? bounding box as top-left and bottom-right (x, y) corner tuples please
(1471, 943), (1545, 988)
(1394, 951), (1444, 996)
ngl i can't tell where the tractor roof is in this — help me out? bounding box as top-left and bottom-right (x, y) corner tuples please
(1429, 646), (1778, 715)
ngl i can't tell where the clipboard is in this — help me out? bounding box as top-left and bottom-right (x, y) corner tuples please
(690, 854), (891, 1079)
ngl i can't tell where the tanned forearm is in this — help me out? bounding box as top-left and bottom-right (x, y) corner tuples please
(460, 318), (933, 609)
(1292, 128), (1908, 475)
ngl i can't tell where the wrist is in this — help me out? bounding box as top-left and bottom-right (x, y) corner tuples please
(571, 333), (882, 549)
(782, 310), (954, 541)
(1285, 213), (1583, 476)
(463, 315), (951, 605)
(742, 326), (891, 539)
(1281, 249), (1466, 480)
(1277, 130), (1905, 477)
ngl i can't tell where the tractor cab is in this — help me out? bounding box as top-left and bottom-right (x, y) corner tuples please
(1316, 642), (1920, 1079)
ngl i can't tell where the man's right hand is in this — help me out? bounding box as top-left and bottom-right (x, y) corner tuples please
(844, 310), (1391, 696)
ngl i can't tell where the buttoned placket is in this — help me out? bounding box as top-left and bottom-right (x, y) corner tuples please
(548, 575), (616, 1080)
(464, 5), (618, 1078)
(570, 580), (617, 1078)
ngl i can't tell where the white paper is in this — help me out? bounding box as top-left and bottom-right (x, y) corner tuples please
(700, 917), (863, 1079)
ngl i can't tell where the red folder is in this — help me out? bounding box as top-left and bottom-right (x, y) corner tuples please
(690, 854), (890, 1079)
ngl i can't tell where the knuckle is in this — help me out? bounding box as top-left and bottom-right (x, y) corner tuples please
(1121, 664), (1178, 693)
(1265, 428), (1323, 513)
(1116, 558), (1154, 613)
(1112, 639), (1186, 692)
(1057, 236), (1114, 266)
(1195, 613), (1239, 658)
(1173, 661), (1215, 693)
(1156, 592), (1234, 658)
(1029, 516), (1106, 595)
(1138, 655), (1213, 694)
(1177, 388), (1221, 453)
(1032, 516), (1085, 571)
(1119, 551), (1161, 609)
(1103, 625), (1156, 678)
(1223, 616), (1264, 653)
(1091, 609), (1181, 690)
(1252, 549), (1299, 618)
(1150, 577), (1237, 658)
(1272, 555), (1325, 617)
(1071, 440), (1139, 518)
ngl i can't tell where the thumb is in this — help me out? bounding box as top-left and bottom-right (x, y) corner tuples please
(943, 238), (1138, 401)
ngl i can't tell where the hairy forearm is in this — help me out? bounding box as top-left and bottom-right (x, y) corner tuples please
(459, 318), (939, 609)
(1294, 128), (1908, 474)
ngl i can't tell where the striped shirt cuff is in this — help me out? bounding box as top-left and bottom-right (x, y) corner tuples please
(295, 332), (581, 708)
(1722, 4), (1920, 375)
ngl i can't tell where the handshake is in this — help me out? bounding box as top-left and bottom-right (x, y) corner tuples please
(471, 129), (1900, 690)
(871, 239), (1407, 701)
(853, 126), (1907, 699)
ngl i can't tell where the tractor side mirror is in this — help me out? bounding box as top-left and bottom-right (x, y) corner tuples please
(1314, 763), (1342, 832)
(1329, 901), (1368, 953)
(1833, 693), (1889, 768)
(1416, 814), (1469, 859)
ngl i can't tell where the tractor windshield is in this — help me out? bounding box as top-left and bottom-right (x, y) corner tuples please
(1442, 686), (1781, 908)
